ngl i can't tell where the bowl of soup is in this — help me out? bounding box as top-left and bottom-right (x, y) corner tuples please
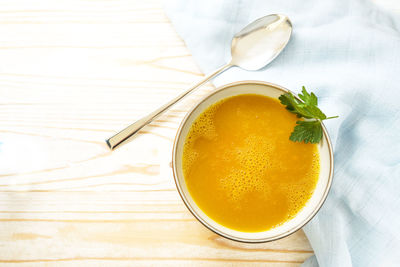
(172, 81), (333, 242)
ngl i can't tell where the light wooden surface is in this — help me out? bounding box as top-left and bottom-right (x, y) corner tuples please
(0, 0), (396, 266)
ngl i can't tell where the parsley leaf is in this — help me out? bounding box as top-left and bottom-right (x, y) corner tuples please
(298, 86), (317, 106)
(279, 92), (313, 118)
(279, 87), (338, 144)
(290, 121), (323, 144)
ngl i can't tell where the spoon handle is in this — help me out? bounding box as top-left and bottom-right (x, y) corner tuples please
(106, 63), (232, 150)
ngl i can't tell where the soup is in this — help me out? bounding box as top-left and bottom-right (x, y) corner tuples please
(182, 94), (319, 232)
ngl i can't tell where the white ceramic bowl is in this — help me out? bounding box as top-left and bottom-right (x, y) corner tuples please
(172, 81), (333, 243)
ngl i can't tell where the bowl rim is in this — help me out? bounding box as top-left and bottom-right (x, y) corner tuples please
(172, 80), (334, 243)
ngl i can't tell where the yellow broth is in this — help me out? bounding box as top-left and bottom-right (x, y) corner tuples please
(182, 94), (319, 232)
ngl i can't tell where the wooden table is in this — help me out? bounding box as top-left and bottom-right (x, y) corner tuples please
(1, 0), (397, 266)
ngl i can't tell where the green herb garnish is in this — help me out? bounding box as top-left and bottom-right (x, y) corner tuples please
(279, 86), (338, 144)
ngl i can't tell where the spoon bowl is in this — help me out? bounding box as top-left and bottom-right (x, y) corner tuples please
(106, 14), (293, 150)
(231, 14), (292, 70)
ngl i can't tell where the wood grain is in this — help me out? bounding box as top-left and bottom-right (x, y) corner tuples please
(4, 0), (397, 265)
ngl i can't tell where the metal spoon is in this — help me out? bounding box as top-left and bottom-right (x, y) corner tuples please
(106, 14), (292, 150)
